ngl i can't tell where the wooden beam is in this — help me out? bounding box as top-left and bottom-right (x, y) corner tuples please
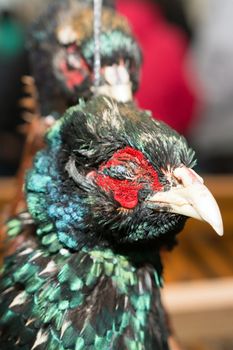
(163, 278), (233, 341)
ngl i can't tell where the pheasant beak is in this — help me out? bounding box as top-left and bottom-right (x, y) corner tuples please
(95, 63), (133, 102)
(146, 166), (224, 236)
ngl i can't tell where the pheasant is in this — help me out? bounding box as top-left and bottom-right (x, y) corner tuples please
(28, 0), (142, 116)
(0, 96), (223, 349)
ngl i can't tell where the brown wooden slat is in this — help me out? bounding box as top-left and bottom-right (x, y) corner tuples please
(178, 238), (219, 279)
(204, 175), (233, 197)
(203, 235), (233, 273)
(162, 241), (207, 283)
(189, 236), (233, 278)
(163, 223), (233, 282)
(219, 236), (233, 262)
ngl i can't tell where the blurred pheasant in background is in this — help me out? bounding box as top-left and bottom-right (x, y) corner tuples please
(28, 0), (142, 116)
(0, 96), (223, 349)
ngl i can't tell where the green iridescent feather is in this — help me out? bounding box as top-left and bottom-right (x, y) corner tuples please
(0, 243), (166, 349)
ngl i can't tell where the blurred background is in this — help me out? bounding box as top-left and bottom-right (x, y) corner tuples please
(0, 0), (232, 349)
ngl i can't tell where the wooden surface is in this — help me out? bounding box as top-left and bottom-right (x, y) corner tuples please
(163, 278), (233, 344)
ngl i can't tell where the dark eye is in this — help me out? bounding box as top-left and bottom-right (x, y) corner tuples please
(61, 41), (76, 49)
(103, 165), (134, 180)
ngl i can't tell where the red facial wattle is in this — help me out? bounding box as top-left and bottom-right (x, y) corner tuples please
(93, 147), (163, 209)
(58, 47), (90, 91)
(59, 61), (85, 90)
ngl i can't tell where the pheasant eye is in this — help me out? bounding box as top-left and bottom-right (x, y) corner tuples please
(93, 146), (163, 209)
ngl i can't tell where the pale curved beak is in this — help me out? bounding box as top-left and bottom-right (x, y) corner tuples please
(94, 64), (133, 103)
(146, 167), (224, 236)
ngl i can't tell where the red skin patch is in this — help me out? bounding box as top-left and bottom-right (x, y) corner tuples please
(58, 48), (90, 91)
(93, 147), (163, 209)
